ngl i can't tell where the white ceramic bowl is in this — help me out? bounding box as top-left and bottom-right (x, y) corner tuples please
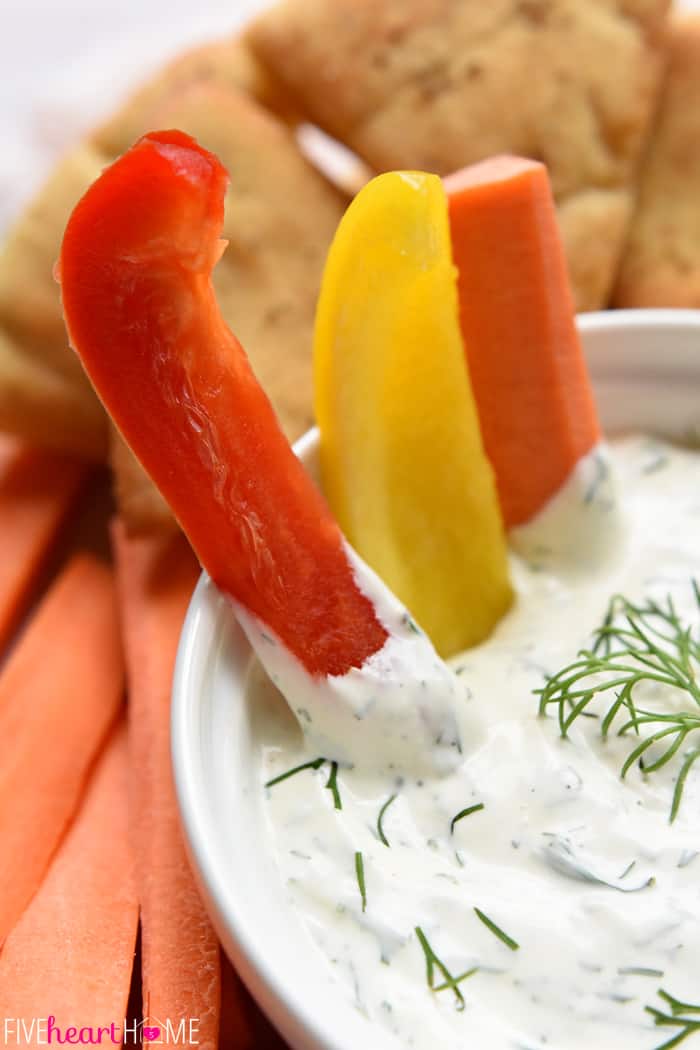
(172, 309), (700, 1050)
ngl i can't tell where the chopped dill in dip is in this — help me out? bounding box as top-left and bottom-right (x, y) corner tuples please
(253, 436), (700, 1050)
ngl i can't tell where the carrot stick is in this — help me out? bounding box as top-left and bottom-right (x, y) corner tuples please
(113, 523), (223, 1050)
(0, 553), (123, 946)
(0, 720), (138, 1044)
(218, 950), (255, 1050)
(0, 435), (85, 651)
(219, 948), (289, 1049)
(445, 156), (600, 527)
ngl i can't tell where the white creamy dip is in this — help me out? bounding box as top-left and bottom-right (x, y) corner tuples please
(253, 435), (700, 1050)
(235, 542), (464, 777)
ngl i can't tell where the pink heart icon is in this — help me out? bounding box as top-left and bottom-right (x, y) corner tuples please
(142, 1027), (160, 1042)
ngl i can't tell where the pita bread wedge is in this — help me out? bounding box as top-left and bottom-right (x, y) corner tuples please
(0, 325), (107, 458)
(0, 146), (107, 384)
(109, 429), (175, 534)
(614, 16), (700, 307)
(248, 0), (670, 310)
(92, 36), (297, 158)
(0, 145), (109, 457)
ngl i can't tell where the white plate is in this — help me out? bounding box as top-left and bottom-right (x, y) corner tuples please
(172, 308), (700, 1050)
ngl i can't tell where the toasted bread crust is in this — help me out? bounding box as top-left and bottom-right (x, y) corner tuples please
(249, 0), (671, 310)
(614, 15), (700, 307)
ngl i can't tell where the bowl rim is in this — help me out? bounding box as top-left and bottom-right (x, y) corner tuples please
(172, 307), (700, 1050)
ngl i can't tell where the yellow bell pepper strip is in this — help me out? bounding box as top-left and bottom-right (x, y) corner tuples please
(314, 171), (513, 658)
(59, 131), (463, 775)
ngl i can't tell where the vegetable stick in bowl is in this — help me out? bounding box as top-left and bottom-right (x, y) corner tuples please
(60, 131), (385, 681)
(445, 156), (601, 528)
(59, 130), (465, 777)
(313, 169), (513, 658)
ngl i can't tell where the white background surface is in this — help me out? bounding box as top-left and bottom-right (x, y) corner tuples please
(1, 0), (699, 237)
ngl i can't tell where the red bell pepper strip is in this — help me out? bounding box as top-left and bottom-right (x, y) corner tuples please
(59, 130), (386, 677)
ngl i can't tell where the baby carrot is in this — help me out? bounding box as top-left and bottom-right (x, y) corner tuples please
(0, 435), (84, 650)
(113, 524), (223, 1050)
(218, 950), (255, 1050)
(445, 156), (600, 527)
(0, 554), (123, 946)
(0, 721), (138, 1041)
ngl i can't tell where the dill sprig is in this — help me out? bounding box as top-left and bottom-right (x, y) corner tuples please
(265, 757), (325, 787)
(645, 988), (700, 1050)
(325, 761), (343, 810)
(265, 756), (344, 809)
(473, 907), (519, 951)
(536, 587), (700, 822)
(450, 803), (484, 834)
(355, 851), (367, 912)
(376, 794), (397, 847)
(619, 966), (664, 978)
(414, 927), (477, 1011)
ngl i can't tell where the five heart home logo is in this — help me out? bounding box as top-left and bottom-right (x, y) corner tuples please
(1, 1014), (200, 1045)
